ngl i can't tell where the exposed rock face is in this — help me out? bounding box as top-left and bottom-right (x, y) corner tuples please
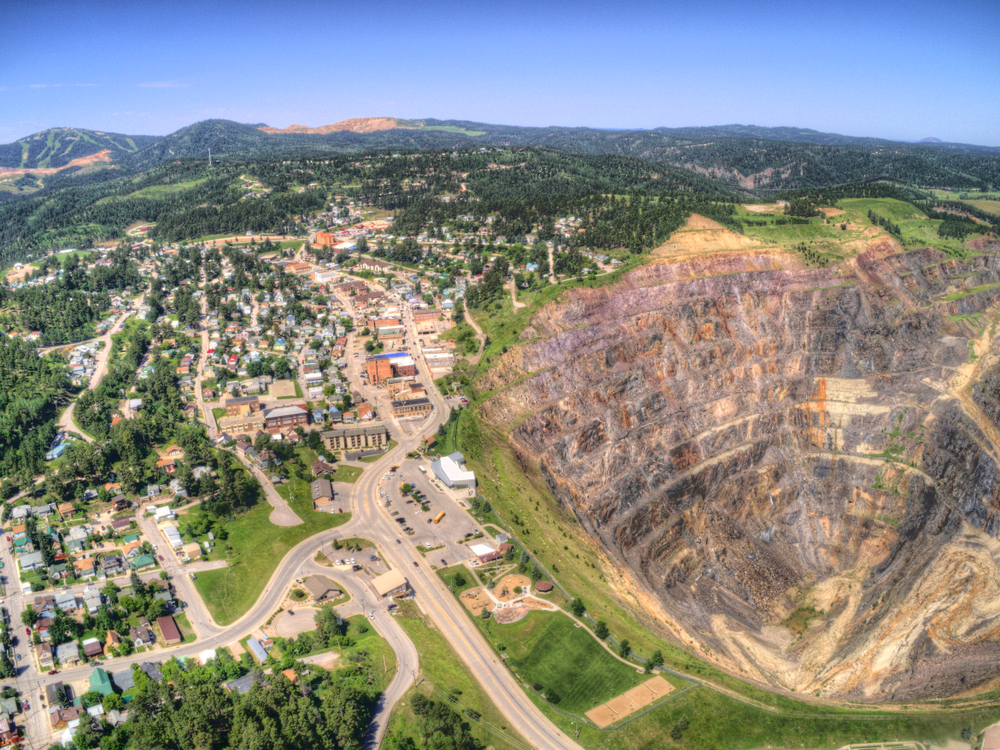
(479, 239), (1000, 701)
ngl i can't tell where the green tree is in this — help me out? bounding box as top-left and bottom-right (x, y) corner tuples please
(594, 621), (609, 639)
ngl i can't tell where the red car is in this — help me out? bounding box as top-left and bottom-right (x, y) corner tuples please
(47, 669), (58, 675)
(25, 628), (30, 636)
(158, 555), (164, 561)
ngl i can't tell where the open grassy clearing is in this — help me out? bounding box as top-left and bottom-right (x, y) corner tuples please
(958, 199), (1000, 216)
(386, 600), (528, 750)
(479, 610), (648, 715)
(189, 496), (349, 625)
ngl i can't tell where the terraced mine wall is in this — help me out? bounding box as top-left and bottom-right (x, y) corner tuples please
(477, 239), (1000, 701)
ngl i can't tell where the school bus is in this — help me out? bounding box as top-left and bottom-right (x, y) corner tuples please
(433, 511), (446, 523)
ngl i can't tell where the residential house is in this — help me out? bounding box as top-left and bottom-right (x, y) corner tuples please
(36, 643), (53, 669)
(247, 637), (268, 665)
(129, 626), (152, 650)
(55, 641), (81, 666)
(82, 638), (104, 659)
(157, 615), (182, 646)
(101, 555), (125, 575)
(155, 458), (176, 475)
(311, 459), (336, 477)
(89, 667), (114, 697)
(105, 630), (121, 653)
(57, 502), (76, 519)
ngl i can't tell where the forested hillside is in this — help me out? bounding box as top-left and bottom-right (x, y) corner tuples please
(7, 118), (998, 196)
(0, 127), (158, 170)
(0, 336), (70, 481)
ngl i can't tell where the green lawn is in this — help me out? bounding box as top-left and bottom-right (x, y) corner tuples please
(479, 610), (641, 715)
(189, 497), (349, 625)
(386, 601), (528, 750)
(329, 465), (362, 483)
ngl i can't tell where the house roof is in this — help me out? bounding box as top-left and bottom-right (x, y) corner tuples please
(157, 615), (181, 642)
(89, 668), (113, 696)
(311, 478), (333, 501)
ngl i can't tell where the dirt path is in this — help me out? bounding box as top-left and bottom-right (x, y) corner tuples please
(509, 281), (526, 309)
(463, 305), (487, 366)
(55, 288), (147, 441)
(547, 245), (557, 284)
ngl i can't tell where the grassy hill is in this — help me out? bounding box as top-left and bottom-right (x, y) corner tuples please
(0, 127), (158, 170)
(5, 119), (999, 194)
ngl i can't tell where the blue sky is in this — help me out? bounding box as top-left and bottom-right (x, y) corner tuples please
(2, 0), (998, 145)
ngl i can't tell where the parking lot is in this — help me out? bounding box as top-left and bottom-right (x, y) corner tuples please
(374, 461), (482, 568)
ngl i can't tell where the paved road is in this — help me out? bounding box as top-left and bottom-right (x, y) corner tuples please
(55, 291), (146, 441)
(10, 275), (580, 750)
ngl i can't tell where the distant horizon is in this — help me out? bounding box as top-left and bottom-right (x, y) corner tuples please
(2, 0), (998, 147)
(2, 116), (996, 151)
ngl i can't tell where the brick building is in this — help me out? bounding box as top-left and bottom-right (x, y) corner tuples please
(262, 405), (309, 434)
(392, 397), (432, 418)
(321, 424), (389, 452)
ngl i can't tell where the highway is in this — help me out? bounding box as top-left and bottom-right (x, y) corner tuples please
(9, 273), (581, 750)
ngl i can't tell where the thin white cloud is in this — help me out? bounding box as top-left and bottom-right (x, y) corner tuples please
(137, 81), (189, 89)
(29, 83), (63, 89)
(72, 83), (99, 88)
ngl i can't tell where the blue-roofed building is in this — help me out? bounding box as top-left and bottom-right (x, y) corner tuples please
(247, 638), (268, 665)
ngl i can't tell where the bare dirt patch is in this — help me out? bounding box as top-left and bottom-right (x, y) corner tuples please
(460, 587), (494, 615)
(0, 149), (114, 180)
(270, 380), (297, 398)
(652, 214), (760, 259)
(743, 204), (783, 214)
(585, 675), (674, 728)
(819, 207), (846, 217)
(259, 118), (410, 135)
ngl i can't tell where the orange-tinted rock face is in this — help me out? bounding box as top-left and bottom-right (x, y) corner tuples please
(479, 244), (1000, 700)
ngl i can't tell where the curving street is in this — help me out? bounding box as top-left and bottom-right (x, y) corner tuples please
(10, 275), (581, 750)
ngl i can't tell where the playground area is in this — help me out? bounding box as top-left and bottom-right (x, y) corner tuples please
(585, 675), (675, 728)
(460, 587), (494, 615)
(494, 574), (532, 602)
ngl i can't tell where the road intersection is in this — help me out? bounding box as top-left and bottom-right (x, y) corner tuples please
(8, 273), (582, 750)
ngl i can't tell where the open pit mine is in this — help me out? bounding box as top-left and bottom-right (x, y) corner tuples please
(478, 234), (1000, 702)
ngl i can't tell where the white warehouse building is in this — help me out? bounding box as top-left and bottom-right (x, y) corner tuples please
(431, 451), (477, 489)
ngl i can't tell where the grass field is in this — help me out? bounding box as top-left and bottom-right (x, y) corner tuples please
(477, 610), (643, 715)
(189, 497), (349, 625)
(959, 199), (1000, 216)
(386, 600), (528, 750)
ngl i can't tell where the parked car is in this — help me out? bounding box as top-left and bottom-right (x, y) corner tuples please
(412, 561), (418, 567)
(47, 669), (58, 675)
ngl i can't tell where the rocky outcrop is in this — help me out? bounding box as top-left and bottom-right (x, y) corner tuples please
(478, 240), (1000, 701)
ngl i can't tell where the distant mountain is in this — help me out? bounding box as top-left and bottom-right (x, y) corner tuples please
(0, 127), (159, 170)
(258, 117), (411, 135)
(4, 118), (999, 194)
(919, 137), (944, 143)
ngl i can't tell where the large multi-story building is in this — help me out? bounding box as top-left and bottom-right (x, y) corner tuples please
(391, 397), (432, 418)
(321, 424), (389, 452)
(366, 358), (394, 385)
(263, 405), (309, 434)
(225, 395), (260, 418)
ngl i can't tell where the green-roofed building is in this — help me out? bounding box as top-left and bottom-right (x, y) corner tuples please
(90, 668), (113, 697)
(122, 534), (140, 544)
(130, 554), (156, 570)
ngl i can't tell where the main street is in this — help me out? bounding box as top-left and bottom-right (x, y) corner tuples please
(11, 273), (581, 750)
